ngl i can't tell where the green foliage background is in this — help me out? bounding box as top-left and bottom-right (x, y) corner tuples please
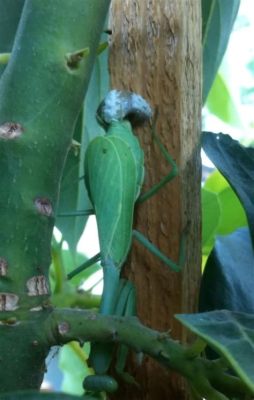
(2, 0), (254, 398)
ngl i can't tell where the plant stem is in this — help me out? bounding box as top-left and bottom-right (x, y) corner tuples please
(0, 0), (110, 392)
(47, 308), (252, 399)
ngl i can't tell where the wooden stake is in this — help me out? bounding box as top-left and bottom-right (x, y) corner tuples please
(109, 1), (202, 398)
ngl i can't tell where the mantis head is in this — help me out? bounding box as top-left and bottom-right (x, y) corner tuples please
(96, 89), (153, 129)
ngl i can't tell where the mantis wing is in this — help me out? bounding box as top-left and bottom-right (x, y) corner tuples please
(107, 121), (145, 199)
(84, 135), (137, 267)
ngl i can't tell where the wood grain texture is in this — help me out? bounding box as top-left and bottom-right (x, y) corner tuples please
(109, 1), (202, 398)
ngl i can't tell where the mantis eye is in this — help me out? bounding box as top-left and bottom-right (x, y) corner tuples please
(96, 89), (153, 128)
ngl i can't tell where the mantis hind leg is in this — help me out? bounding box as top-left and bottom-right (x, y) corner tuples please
(138, 110), (178, 204)
(132, 229), (185, 272)
(58, 208), (98, 280)
(57, 209), (94, 217)
(67, 252), (101, 280)
(135, 111), (185, 271)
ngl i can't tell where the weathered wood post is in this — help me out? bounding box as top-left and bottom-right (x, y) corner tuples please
(109, 1), (202, 398)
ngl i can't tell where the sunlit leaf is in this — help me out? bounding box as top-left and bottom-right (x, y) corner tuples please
(206, 72), (242, 127)
(59, 342), (91, 396)
(202, 170), (247, 262)
(204, 170), (247, 236)
(202, 132), (254, 244)
(202, 187), (221, 253)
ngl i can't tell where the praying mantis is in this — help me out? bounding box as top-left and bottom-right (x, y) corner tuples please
(65, 89), (185, 394)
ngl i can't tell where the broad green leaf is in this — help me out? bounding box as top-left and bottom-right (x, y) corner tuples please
(200, 228), (254, 313)
(50, 246), (100, 308)
(78, 32), (110, 225)
(56, 113), (86, 253)
(59, 342), (91, 396)
(204, 169), (227, 192)
(204, 170), (247, 236)
(176, 310), (254, 394)
(202, 187), (221, 252)
(217, 186), (248, 235)
(202, 0), (240, 102)
(206, 72), (242, 127)
(202, 132), (254, 244)
(55, 31), (109, 253)
(0, 0), (25, 78)
(202, 170), (247, 262)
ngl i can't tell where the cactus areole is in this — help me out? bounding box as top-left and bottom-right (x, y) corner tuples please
(0, 0), (110, 392)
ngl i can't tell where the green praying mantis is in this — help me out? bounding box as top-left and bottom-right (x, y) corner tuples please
(64, 89), (185, 394)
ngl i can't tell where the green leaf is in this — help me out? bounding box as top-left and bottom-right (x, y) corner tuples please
(0, 0), (25, 78)
(204, 169), (227, 192)
(50, 246), (100, 295)
(202, 171), (247, 261)
(217, 186), (248, 235)
(202, 0), (240, 102)
(206, 72), (242, 127)
(204, 170), (247, 236)
(55, 31), (109, 253)
(200, 228), (254, 313)
(79, 31), (110, 219)
(59, 342), (91, 396)
(49, 241), (101, 309)
(202, 132), (254, 244)
(56, 113), (86, 253)
(202, 187), (221, 252)
(176, 310), (254, 394)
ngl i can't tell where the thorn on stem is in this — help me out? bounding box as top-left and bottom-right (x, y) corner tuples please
(0, 258), (8, 276)
(58, 321), (70, 336)
(159, 350), (171, 362)
(87, 312), (97, 321)
(30, 306), (43, 312)
(5, 317), (18, 325)
(157, 330), (171, 341)
(104, 29), (112, 35)
(34, 197), (53, 217)
(0, 122), (23, 140)
(97, 41), (108, 55)
(66, 47), (90, 70)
